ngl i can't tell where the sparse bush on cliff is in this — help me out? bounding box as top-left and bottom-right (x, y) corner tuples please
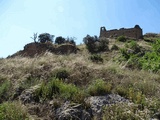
(111, 44), (119, 51)
(55, 36), (76, 45)
(89, 54), (103, 63)
(55, 36), (66, 44)
(55, 69), (69, 80)
(98, 37), (109, 51)
(87, 79), (112, 96)
(30, 33), (38, 43)
(83, 35), (109, 53)
(139, 42), (160, 72)
(117, 35), (126, 42)
(0, 78), (12, 103)
(38, 33), (54, 43)
(119, 39), (160, 71)
(66, 37), (76, 45)
(83, 35), (98, 53)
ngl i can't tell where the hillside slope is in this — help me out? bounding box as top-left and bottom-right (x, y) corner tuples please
(0, 37), (160, 120)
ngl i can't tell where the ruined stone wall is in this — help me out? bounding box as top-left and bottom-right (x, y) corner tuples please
(100, 25), (143, 39)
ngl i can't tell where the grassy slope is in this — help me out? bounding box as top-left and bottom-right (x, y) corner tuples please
(0, 38), (160, 119)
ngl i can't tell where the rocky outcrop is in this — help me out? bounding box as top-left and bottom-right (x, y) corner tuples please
(85, 94), (129, 116)
(55, 94), (129, 120)
(19, 84), (41, 104)
(19, 86), (130, 120)
(56, 102), (91, 120)
(9, 42), (77, 58)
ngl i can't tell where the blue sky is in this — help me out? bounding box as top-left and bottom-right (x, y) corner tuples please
(0, 0), (160, 57)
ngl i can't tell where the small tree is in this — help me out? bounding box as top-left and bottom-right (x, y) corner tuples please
(83, 35), (98, 53)
(83, 35), (109, 53)
(98, 37), (109, 51)
(66, 37), (76, 45)
(55, 36), (66, 44)
(117, 36), (126, 42)
(38, 33), (54, 43)
(30, 33), (37, 43)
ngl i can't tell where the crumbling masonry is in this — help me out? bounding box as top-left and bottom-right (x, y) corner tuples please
(100, 25), (143, 39)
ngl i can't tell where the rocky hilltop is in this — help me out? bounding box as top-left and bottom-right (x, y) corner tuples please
(9, 42), (77, 58)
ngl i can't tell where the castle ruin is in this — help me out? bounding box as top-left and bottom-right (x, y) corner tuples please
(100, 25), (143, 39)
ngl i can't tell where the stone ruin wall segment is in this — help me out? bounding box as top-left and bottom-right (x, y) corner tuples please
(100, 25), (143, 39)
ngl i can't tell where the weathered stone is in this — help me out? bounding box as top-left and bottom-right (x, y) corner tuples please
(12, 86), (25, 100)
(100, 25), (143, 39)
(9, 42), (77, 58)
(19, 84), (41, 104)
(85, 94), (129, 116)
(56, 101), (91, 120)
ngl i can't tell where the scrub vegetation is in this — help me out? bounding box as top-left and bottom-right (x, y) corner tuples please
(0, 33), (160, 119)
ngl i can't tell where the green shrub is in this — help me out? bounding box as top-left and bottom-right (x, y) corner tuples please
(54, 69), (69, 80)
(0, 78), (12, 102)
(129, 41), (141, 54)
(38, 33), (54, 43)
(36, 78), (86, 103)
(111, 44), (119, 51)
(83, 35), (109, 53)
(55, 36), (66, 44)
(89, 54), (103, 63)
(117, 36), (126, 42)
(87, 79), (112, 96)
(98, 37), (109, 51)
(139, 39), (160, 72)
(0, 102), (28, 120)
(120, 48), (130, 60)
(102, 103), (150, 120)
(115, 86), (146, 105)
(20, 76), (39, 89)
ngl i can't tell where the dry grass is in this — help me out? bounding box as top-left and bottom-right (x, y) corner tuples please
(0, 39), (160, 119)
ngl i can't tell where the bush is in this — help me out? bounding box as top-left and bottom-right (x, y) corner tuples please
(98, 37), (109, 51)
(87, 79), (112, 96)
(83, 35), (98, 53)
(128, 41), (141, 54)
(111, 44), (119, 51)
(54, 69), (69, 80)
(55, 36), (66, 44)
(19, 76), (39, 89)
(38, 33), (54, 43)
(55, 36), (76, 45)
(83, 35), (109, 53)
(0, 78), (12, 102)
(115, 86), (145, 105)
(90, 54), (103, 63)
(102, 103), (150, 120)
(117, 36), (126, 42)
(66, 37), (76, 45)
(35, 78), (86, 103)
(139, 39), (160, 72)
(0, 102), (28, 120)
(120, 48), (130, 60)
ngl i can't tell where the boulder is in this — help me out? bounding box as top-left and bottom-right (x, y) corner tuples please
(85, 94), (129, 116)
(56, 101), (91, 120)
(19, 84), (41, 104)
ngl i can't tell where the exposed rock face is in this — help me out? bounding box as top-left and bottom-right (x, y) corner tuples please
(85, 94), (129, 116)
(56, 102), (91, 120)
(55, 95), (129, 120)
(19, 84), (41, 104)
(9, 42), (77, 58)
